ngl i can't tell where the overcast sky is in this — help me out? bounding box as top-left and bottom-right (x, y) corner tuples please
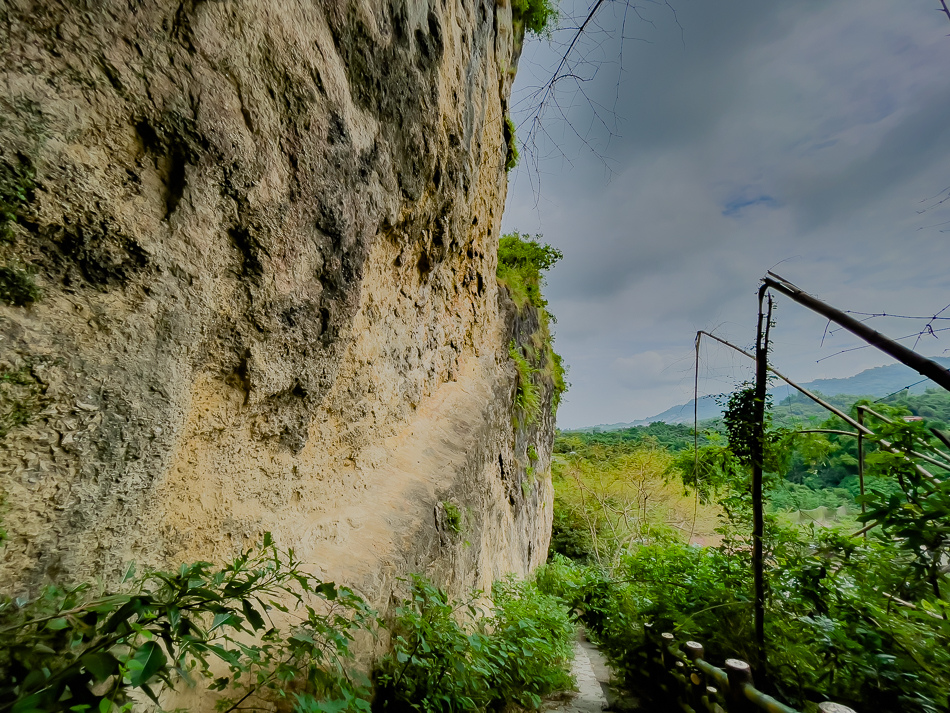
(502, 0), (950, 429)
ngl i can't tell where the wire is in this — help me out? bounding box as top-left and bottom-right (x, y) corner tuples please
(874, 378), (930, 404)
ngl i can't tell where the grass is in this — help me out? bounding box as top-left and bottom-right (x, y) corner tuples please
(509, 342), (541, 425)
(0, 364), (42, 438)
(497, 233), (567, 416)
(443, 501), (462, 534)
(0, 159), (33, 243)
(0, 262), (40, 306)
(511, 0), (559, 36)
(504, 116), (519, 172)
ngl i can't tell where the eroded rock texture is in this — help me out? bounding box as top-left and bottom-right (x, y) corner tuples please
(0, 0), (553, 609)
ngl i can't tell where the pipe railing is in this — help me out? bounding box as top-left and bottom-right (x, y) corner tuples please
(643, 625), (858, 713)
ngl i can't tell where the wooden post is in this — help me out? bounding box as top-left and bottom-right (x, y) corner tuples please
(818, 703), (859, 713)
(725, 658), (753, 712)
(684, 641), (706, 710)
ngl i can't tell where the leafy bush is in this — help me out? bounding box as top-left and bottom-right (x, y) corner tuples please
(0, 535), (375, 713)
(511, 0), (558, 36)
(0, 159), (33, 242)
(509, 341), (541, 424)
(374, 575), (574, 712)
(442, 501), (462, 534)
(548, 504), (595, 561)
(497, 232), (567, 414)
(0, 364), (43, 438)
(504, 116), (519, 171)
(488, 576), (575, 708)
(496, 233), (561, 312)
(0, 261), (40, 306)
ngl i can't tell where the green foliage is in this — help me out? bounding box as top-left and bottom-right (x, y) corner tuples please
(0, 536), (375, 713)
(0, 261), (40, 306)
(0, 364), (43, 438)
(374, 575), (574, 712)
(719, 384), (788, 472)
(552, 383), (950, 713)
(669, 439), (743, 505)
(496, 233), (562, 312)
(548, 502), (595, 562)
(540, 526), (950, 713)
(503, 116), (519, 171)
(559, 422), (708, 453)
(442, 502), (462, 534)
(497, 233), (567, 415)
(765, 481), (852, 513)
(854, 406), (950, 602)
(544, 348), (567, 411)
(0, 159), (33, 243)
(511, 0), (559, 35)
(550, 437), (709, 569)
(509, 341), (541, 424)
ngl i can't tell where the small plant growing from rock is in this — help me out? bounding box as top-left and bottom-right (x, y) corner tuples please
(0, 160), (33, 243)
(504, 116), (519, 171)
(0, 364), (42, 438)
(511, 0), (559, 36)
(442, 501), (463, 534)
(0, 261), (40, 306)
(509, 342), (541, 425)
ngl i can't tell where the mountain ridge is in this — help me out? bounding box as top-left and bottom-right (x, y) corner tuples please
(575, 356), (950, 431)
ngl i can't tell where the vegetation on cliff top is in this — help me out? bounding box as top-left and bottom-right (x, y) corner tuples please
(511, 0), (559, 37)
(497, 232), (567, 422)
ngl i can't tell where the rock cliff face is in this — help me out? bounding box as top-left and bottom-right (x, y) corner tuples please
(0, 0), (554, 607)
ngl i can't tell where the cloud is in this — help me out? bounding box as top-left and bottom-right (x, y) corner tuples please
(722, 194), (780, 217)
(504, 0), (950, 428)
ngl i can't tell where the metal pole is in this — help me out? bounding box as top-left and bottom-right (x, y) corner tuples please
(857, 407), (866, 535)
(752, 286), (771, 666)
(763, 273), (950, 392)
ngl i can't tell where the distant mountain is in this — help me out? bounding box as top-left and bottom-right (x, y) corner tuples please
(577, 357), (950, 431)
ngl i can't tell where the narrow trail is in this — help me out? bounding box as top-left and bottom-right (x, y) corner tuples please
(545, 635), (608, 713)
(546, 630), (655, 713)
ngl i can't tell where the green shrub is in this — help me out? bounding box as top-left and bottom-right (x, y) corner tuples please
(548, 505), (595, 561)
(504, 116), (519, 171)
(0, 160), (33, 243)
(509, 341), (541, 424)
(375, 575), (574, 712)
(0, 262), (40, 306)
(539, 521), (950, 713)
(0, 535), (375, 713)
(442, 501), (462, 534)
(496, 233), (562, 312)
(497, 233), (567, 416)
(511, 0), (559, 36)
(488, 576), (575, 708)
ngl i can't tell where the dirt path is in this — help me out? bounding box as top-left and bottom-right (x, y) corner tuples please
(546, 629), (656, 713)
(545, 635), (609, 713)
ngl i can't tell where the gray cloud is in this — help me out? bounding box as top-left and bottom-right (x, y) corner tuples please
(503, 0), (950, 428)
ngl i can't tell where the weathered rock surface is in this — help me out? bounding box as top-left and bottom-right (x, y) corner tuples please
(0, 0), (553, 612)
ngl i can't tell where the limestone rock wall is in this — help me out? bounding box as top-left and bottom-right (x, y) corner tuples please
(0, 0), (553, 608)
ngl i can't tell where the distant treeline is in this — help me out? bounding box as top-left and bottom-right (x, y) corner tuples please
(556, 421), (706, 453)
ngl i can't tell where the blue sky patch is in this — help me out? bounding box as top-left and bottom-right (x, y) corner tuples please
(722, 194), (779, 217)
